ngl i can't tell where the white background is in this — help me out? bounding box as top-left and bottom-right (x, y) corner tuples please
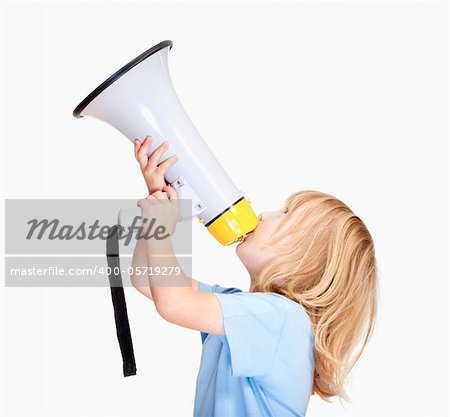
(0, 1), (448, 416)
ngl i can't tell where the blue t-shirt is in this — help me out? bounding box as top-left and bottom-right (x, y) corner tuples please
(194, 282), (315, 417)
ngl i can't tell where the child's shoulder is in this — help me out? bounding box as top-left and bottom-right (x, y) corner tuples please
(259, 292), (308, 315)
(246, 292), (313, 332)
(202, 282), (311, 329)
(229, 290), (308, 317)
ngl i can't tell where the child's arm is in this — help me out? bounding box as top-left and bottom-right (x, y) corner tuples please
(130, 225), (222, 336)
(130, 235), (199, 300)
(131, 136), (200, 299)
(143, 231), (225, 336)
(137, 188), (225, 336)
(131, 136), (223, 335)
(130, 136), (198, 300)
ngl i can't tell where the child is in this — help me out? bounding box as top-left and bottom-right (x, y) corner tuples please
(131, 136), (378, 417)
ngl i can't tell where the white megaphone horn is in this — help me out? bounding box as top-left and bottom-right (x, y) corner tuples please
(73, 40), (259, 246)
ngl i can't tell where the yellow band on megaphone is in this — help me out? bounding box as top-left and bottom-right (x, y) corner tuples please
(205, 197), (259, 246)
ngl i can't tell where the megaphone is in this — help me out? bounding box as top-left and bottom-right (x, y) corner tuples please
(73, 40), (259, 246)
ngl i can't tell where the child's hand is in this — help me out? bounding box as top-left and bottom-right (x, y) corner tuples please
(137, 184), (180, 238)
(134, 135), (179, 194)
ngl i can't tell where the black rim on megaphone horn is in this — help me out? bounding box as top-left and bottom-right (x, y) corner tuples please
(72, 40), (173, 119)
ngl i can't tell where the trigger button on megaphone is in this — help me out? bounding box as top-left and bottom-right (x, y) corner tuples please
(173, 177), (185, 188)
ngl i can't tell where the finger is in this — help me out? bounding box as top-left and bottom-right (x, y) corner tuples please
(147, 140), (169, 171)
(134, 139), (141, 159)
(137, 198), (149, 208)
(163, 184), (179, 200)
(137, 136), (153, 169)
(151, 190), (166, 200)
(157, 154), (179, 174)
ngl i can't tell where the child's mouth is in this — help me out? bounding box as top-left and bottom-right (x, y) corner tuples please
(236, 229), (256, 245)
(244, 230), (254, 240)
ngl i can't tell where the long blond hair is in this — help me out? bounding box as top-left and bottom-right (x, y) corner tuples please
(251, 190), (378, 402)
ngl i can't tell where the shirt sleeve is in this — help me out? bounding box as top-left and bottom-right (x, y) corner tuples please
(197, 281), (242, 295)
(197, 281), (242, 343)
(214, 292), (288, 378)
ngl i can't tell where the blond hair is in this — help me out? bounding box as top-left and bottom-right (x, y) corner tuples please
(251, 190), (378, 402)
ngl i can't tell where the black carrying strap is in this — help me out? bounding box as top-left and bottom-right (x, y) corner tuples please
(106, 225), (137, 377)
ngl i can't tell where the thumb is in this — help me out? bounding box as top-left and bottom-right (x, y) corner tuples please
(137, 198), (147, 208)
(163, 184), (178, 200)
